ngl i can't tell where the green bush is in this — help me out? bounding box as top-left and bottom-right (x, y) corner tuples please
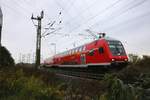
(128, 54), (141, 65)
(128, 54), (150, 69)
(0, 69), (63, 100)
(0, 46), (15, 67)
(100, 74), (143, 100)
(136, 55), (150, 68)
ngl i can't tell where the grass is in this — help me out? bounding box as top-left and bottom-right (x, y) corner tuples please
(0, 67), (63, 100)
(0, 55), (150, 100)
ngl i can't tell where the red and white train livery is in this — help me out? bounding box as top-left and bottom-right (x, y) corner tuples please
(44, 35), (128, 68)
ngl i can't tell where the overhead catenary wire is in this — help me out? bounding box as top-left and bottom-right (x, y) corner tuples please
(59, 0), (148, 51)
(69, 0), (147, 33)
(53, 0), (77, 29)
(42, 21), (56, 36)
(65, 0), (76, 12)
(65, 1), (85, 24)
(69, 0), (123, 33)
(1, 1), (28, 17)
(42, 27), (62, 38)
(2, 0), (150, 59)
(104, 11), (150, 32)
(41, 11), (63, 38)
(64, 0), (99, 25)
(11, 0), (32, 15)
(89, 0), (148, 29)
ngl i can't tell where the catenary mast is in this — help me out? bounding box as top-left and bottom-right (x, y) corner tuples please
(0, 7), (3, 66)
(0, 7), (3, 46)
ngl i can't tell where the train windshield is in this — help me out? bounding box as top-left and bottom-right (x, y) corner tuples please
(107, 40), (126, 56)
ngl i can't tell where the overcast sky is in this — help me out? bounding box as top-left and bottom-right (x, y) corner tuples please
(0, 0), (150, 63)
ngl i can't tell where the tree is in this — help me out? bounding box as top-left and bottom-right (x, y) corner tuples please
(128, 54), (140, 65)
(0, 46), (15, 66)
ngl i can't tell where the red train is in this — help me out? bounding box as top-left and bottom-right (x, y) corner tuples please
(44, 34), (128, 68)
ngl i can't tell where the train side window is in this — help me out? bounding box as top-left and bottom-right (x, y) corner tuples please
(99, 47), (104, 53)
(88, 49), (94, 56)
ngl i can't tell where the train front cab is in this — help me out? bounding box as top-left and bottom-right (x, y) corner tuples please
(106, 39), (128, 69)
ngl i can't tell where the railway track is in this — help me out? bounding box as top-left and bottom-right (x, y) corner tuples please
(41, 68), (104, 80)
(40, 65), (150, 99)
(41, 66), (107, 80)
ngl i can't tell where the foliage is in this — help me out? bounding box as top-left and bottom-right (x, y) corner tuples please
(128, 54), (141, 65)
(0, 54), (150, 99)
(128, 54), (150, 69)
(0, 68), (63, 100)
(100, 74), (144, 100)
(136, 55), (150, 69)
(118, 54), (150, 83)
(0, 46), (15, 67)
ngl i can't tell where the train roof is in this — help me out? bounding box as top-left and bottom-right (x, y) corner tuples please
(53, 36), (120, 57)
(103, 36), (119, 41)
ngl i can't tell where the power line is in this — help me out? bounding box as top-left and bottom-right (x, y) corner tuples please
(41, 12), (62, 37)
(104, 11), (150, 32)
(13, 0), (61, 30)
(42, 21), (56, 36)
(89, 0), (147, 29)
(65, 0), (76, 11)
(53, 0), (75, 23)
(63, 0), (148, 49)
(69, 0), (147, 33)
(11, 0), (32, 15)
(65, 0), (105, 25)
(1, 2), (27, 17)
(42, 27), (62, 38)
(20, 0), (33, 7)
(64, 1), (94, 32)
(69, 0), (123, 32)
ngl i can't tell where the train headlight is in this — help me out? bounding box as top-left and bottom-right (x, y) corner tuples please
(112, 59), (115, 61)
(125, 59), (128, 61)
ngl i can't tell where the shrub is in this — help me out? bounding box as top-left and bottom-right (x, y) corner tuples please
(100, 74), (143, 100)
(0, 68), (63, 100)
(0, 46), (15, 67)
(128, 54), (141, 65)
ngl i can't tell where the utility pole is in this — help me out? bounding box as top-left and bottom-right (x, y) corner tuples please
(0, 7), (3, 66)
(0, 7), (3, 47)
(31, 11), (44, 68)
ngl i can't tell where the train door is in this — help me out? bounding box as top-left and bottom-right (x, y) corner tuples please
(86, 49), (97, 64)
(86, 47), (105, 64)
(96, 47), (105, 63)
(80, 54), (86, 64)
